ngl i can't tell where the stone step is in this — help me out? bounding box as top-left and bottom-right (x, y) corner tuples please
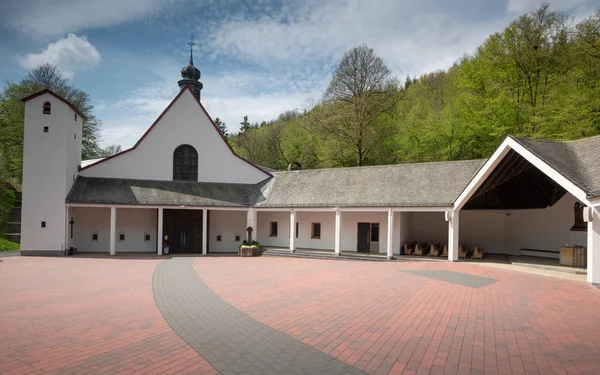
(9, 208), (21, 222)
(262, 250), (391, 262)
(4, 234), (21, 244)
(6, 222), (21, 233)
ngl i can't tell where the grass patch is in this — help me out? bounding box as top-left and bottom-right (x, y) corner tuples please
(0, 237), (19, 251)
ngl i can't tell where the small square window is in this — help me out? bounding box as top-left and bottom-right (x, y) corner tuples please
(119, 233), (125, 241)
(269, 222), (278, 237)
(92, 233), (98, 241)
(235, 235), (240, 242)
(145, 233), (151, 241)
(74, 113), (78, 121)
(43, 126), (49, 133)
(216, 235), (222, 242)
(41, 221), (46, 228)
(311, 223), (321, 239)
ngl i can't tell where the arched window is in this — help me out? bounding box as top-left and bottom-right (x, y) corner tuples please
(43, 101), (51, 115)
(173, 145), (198, 181)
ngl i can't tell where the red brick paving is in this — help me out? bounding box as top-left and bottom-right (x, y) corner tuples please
(194, 257), (600, 375)
(0, 256), (217, 375)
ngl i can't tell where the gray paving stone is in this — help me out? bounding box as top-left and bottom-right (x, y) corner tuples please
(153, 257), (365, 375)
(401, 269), (498, 288)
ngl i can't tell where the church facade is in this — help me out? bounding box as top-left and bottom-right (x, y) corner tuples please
(19, 53), (600, 284)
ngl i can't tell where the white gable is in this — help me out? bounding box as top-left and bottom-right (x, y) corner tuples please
(80, 88), (271, 184)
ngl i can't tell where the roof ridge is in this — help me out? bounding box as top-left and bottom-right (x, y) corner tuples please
(272, 159), (485, 174)
(565, 134), (600, 144)
(76, 176), (257, 187)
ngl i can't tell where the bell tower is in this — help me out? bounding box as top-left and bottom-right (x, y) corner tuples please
(178, 37), (203, 100)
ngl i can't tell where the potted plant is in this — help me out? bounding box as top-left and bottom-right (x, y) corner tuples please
(239, 240), (262, 257)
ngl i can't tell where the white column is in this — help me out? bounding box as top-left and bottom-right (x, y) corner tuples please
(289, 210), (296, 253)
(157, 208), (163, 255)
(587, 208), (600, 284)
(109, 206), (116, 256)
(448, 210), (459, 261)
(246, 208), (257, 242)
(64, 205), (70, 253)
(202, 209), (208, 255)
(387, 208), (394, 259)
(335, 209), (342, 256)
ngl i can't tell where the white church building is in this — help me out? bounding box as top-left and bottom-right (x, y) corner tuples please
(18, 52), (600, 284)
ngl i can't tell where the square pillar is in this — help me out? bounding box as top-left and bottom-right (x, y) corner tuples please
(289, 210), (296, 253)
(447, 210), (459, 261)
(109, 206), (116, 256)
(202, 209), (208, 256)
(157, 208), (163, 255)
(587, 208), (600, 284)
(247, 208), (257, 242)
(387, 208), (394, 259)
(335, 209), (341, 256)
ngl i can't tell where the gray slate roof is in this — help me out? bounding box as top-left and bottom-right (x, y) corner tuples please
(66, 135), (599, 207)
(66, 177), (260, 207)
(255, 160), (485, 208)
(511, 136), (600, 199)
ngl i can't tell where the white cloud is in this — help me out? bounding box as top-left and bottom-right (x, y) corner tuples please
(5, 0), (175, 38)
(203, 0), (599, 78)
(17, 34), (101, 79)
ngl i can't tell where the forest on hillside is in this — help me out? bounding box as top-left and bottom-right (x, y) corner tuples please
(229, 5), (600, 170)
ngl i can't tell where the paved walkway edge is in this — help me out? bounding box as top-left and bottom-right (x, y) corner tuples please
(153, 257), (366, 375)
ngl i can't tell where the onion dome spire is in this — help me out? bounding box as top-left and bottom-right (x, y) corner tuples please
(178, 36), (203, 100)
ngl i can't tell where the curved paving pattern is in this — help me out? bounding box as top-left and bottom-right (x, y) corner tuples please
(153, 257), (366, 375)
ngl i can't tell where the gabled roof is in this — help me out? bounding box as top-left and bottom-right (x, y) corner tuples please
(511, 135), (600, 199)
(255, 160), (485, 208)
(66, 177), (259, 207)
(79, 85), (271, 178)
(21, 89), (87, 120)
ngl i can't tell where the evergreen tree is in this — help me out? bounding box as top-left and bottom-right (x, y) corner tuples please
(214, 117), (228, 140)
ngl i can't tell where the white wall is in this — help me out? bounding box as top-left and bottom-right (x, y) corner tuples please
(81, 89), (270, 184)
(412, 212), (447, 245)
(504, 193), (586, 254)
(21, 93), (81, 251)
(296, 211), (336, 250)
(257, 210), (391, 253)
(460, 211), (506, 254)
(398, 212), (413, 253)
(341, 212), (388, 253)
(257, 211), (290, 248)
(71, 207), (157, 252)
(209, 210), (246, 252)
(70, 207), (110, 252)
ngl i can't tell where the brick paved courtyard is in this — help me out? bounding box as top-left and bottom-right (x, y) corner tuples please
(1, 254), (600, 374)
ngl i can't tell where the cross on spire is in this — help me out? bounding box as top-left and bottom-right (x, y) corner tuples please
(188, 35), (196, 65)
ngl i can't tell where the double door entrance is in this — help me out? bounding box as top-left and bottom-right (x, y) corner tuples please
(357, 222), (379, 253)
(164, 209), (204, 253)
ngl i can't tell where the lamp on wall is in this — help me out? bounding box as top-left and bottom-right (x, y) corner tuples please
(445, 211), (452, 222)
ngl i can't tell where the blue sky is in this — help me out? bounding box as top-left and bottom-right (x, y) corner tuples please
(0, 0), (598, 150)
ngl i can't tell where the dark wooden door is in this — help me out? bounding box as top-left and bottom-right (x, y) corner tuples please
(164, 209), (202, 253)
(172, 225), (196, 253)
(357, 223), (370, 253)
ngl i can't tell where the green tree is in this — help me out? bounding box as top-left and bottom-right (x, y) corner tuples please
(318, 45), (401, 166)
